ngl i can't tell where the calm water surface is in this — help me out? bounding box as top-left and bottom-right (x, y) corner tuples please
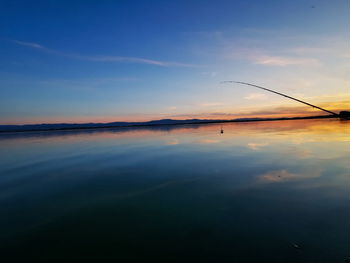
(1, 119), (350, 262)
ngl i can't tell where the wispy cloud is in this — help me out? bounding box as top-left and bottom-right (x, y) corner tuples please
(11, 39), (200, 67)
(223, 47), (322, 67)
(166, 106), (177, 111)
(253, 55), (321, 67)
(76, 55), (197, 67)
(12, 40), (46, 49)
(290, 43), (350, 59)
(244, 93), (267, 100)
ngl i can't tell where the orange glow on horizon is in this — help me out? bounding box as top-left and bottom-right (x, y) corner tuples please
(2, 100), (350, 125)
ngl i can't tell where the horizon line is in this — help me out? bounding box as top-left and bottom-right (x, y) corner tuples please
(0, 114), (337, 133)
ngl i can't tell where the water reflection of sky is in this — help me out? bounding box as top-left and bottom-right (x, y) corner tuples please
(1, 119), (350, 262)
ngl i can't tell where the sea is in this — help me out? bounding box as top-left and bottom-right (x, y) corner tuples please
(1, 119), (350, 262)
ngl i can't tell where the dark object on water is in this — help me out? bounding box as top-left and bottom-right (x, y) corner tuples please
(339, 111), (350, 119)
(220, 126), (224, 134)
(292, 243), (302, 250)
(222, 81), (343, 118)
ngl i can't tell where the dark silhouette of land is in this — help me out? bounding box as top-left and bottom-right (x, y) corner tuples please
(0, 114), (340, 133)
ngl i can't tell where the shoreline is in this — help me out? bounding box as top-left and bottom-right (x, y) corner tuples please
(0, 115), (338, 134)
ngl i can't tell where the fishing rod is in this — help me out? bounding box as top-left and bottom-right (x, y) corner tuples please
(221, 81), (339, 117)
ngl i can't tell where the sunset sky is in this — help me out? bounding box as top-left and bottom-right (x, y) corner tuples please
(1, 0), (350, 124)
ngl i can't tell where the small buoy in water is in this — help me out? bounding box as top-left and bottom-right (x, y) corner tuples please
(220, 126), (224, 134)
(292, 243), (302, 250)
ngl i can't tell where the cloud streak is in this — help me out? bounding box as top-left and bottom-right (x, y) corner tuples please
(12, 40), (46, 49)
(244, 93), (267, 100)
(11, 39), (199, 67)
(224, 47), (322, 67)
(198, 102), (224, 107)
(253, 55), (321, 67)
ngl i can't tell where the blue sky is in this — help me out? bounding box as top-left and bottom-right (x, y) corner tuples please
(1, 0), (350, 124)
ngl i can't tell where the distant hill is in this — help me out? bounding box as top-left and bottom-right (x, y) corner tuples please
(0, 119), (219, 132)
(0, 115), (336, 133)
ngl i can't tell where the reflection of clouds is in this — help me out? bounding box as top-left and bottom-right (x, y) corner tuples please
(296, 149), (313, 159)
(165, 139), (179, 145)
(247, 142), (268, 151)
(260, 169), (321, 183)
(284, 147), (313, 159)
(196, 139), (220, 144)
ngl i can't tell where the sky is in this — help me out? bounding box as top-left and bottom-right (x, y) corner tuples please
(1, 0), (350, 124)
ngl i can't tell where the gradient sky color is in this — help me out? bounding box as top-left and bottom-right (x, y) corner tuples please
(1, 0), (350, 124)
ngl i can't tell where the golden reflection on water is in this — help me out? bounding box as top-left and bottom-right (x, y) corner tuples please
(1, 118), (350, 149)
